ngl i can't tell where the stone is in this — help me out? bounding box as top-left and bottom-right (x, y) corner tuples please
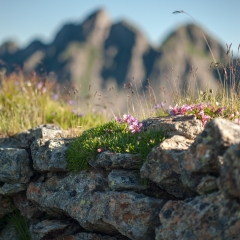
(196, 176), (218, 195)
(89, 151), (141, 170)
(0, 182), (28, 195)
(141, 115), (203, 140)
(108, 169), (147, 191)
(156, 192), (240, 240)
(0, 195), (13, 218)
(65, 232), (130, 240)
(140, 135), (196, 198)
(218, 143), (240, 200)
(29, 220), (80, 240)
(0, 223), (19, 240)
(0, 124), (69, 150)
(13, 192), (43, 219)
(184, 118), (240, 173)
(1, 117), (240, 239)
(0, 148), (34, 184)
(30, 138), (72, 172)
(26, 171), (165, 240)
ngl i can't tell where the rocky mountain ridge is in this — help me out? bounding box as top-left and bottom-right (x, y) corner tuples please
(0, 9), (229, 100)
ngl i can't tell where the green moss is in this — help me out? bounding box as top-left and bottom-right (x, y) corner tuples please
(67, 120), (165, 172)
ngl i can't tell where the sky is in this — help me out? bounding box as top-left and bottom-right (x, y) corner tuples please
(0, 0), (240, 53)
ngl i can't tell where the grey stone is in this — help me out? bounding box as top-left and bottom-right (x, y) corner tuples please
(0, 195), (13, 218)
(156, 192), (240, 240)
(197, 176), (218, 195)
(108, 169), (147, 191)
(0, 182), (28, 195)
(219, 143), (240, 200)
(184, 118), (240, 173)
(13, 192), (43, 219)
(141, 115), (203, 140)
(196, 176), (218, 195)
(0, 148), (34, 183)
(0, 223), (19, 240)
(29, 220), (80, 240)
(89, 151), (141, 170)
(27, 171), (165, 240)
(140, 135), (196, 198)
(69, 232), (129, 240)
(30, 138), (72, 172)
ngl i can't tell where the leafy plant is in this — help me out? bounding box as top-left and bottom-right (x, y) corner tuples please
(67, 117), (165, 172)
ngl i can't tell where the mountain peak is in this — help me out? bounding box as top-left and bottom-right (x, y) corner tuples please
(81, 8), (111, 45)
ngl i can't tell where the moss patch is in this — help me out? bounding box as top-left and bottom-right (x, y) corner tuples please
(67, 120), (165, 172)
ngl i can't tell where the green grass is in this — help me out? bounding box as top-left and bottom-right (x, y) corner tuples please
(0, 72), (107, 136)
(67, 120), (165, 172)
(0, 208), (31, 240)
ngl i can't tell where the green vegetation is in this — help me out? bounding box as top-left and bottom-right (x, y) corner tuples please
(67, 120), (165, 172)
(0, 72), (106, 136)
(0, 209), (31, 240)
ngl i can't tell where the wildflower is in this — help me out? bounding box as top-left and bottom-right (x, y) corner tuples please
(115, 117), (122, 123)
(128, 121), (143, 133)
(214, 107), (224, 115)
(72, 109), (84, 117)
(69, 100), (74, 105)
(169, 104), (192, 116)
(97, 148), (105, 153)
(234, 119), (240, 125)
(52, 94), (58, 100)
(37, 82), (43, 89)
(201, 115), (211, 126)
(154, 102), (165, 109)
(115, 114), (142, 133)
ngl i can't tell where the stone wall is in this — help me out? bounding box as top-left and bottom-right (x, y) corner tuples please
(0, 116), (240, 240)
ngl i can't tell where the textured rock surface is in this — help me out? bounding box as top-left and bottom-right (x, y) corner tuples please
(141, 135), (195, 198)
(89, 151), (141, 170)
(0, 223), (19, 240)
(0, 182), (28, 195)
(13, 192), (43, 219)
(141, 115), (203, 140)
(196, 175), (218, 195)
(0, 124), (69, 149)
(1, 120), (240, 239)
(219, 143), (240, 200)
(31, 138), (72, 172)
(0, 148), (34, 183)
(0, 195), (13, 218)
(108, 169), (147, 191)
(29, 220), (80, 240)
(156, 192), (240, 240)
(184, 118), (240, 173)
(26, 171), (165, 239)
(67, 232), (130, 240)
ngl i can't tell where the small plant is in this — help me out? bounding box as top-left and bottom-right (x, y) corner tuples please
(167, 98), (240, 126)
(67, 115), (165, 172)
(0, 209), (31, 240)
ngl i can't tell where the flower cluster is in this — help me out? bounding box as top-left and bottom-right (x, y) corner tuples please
(169, 103), (226, 126)
(115, 114), (143, 133)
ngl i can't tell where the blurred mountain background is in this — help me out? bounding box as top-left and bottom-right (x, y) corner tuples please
(0, 7), (238, 111)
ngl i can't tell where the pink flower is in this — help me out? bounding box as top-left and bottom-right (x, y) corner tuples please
(115, 114), (143, 133)
(97, 148), (105, 153)
(129, 122), (143, 133)
(234, 119), (240, 125)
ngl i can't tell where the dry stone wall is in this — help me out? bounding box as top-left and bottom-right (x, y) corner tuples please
(0, 116), (240, 240)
